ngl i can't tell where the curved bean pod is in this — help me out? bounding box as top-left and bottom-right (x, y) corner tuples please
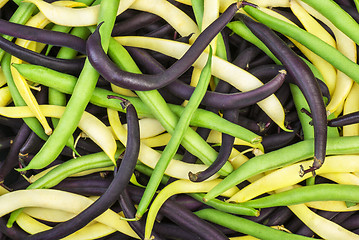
(26, 100), (139, 240)
(0, 105), (117, 167)
(239, 10), (327, 173)
(87, 3), (239, 91)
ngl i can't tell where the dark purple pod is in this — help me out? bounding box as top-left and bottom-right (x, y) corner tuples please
(87, 3), (239, 91)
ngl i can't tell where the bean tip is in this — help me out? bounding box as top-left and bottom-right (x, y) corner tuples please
(188, 171), (199, 182)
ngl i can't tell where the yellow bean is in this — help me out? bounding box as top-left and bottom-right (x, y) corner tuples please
(343, 83), (359, 136)
(288, 204), (359, 239)
(228, 155), (359, 203)
(144, 179), (239, 239)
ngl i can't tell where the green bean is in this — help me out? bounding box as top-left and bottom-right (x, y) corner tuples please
(0, 2), (36, 61)
(12, 63), (260, 145)
(191, 0), (204, 30)
(194, 209), (317, 240)
(136, 48), (213, 220)
(135, 163), (170, 185)
(50, 27), (90, 152)
(189, 193), (259, 216)
(243, 5), (359, 84)
(299, 0), (359, 45)
(1, 54), (48, 140)
(204, 135), (359, 201)
(240, 184), (359, 208)
(19, 0), (120, 171)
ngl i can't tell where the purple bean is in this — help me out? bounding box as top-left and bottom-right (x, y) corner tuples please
(0, 123), (31, 184)
(340, 213), (359, 230)
(0, 19), (86, 54)
(87, 3), (239, 91)
(146, 23), (175, 38)
(1, 36), (84, 75)
(169, 71), (286, 109)
(26, 100), (140, 239)
(327, 111), (359, 127)
(239, 11), (327, 174)
(189, 109), (237, 182)
(265, 206), (293, 226)
(0, 217), (28, 240)
(232, 45), (262, 69)
(153, 222), (202, 240)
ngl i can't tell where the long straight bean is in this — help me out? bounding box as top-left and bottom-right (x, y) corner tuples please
(195, 209), (318, 240)
(136, 48), (213, 220)
(19, 0), (120, 171)
(240, 184), (359, 208)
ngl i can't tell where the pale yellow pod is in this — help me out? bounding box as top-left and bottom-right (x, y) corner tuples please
(123, 117), (166, 139)
(290, 0), (336, 47)
(0, 86), (12, 107)
(202, 0), (220, 52)
(16, 212), (116, 239)
(145, 179), (239, 239)
(115, 36), (287, 131)
(343, 83), (359, 136)
(320, 172), (359, 185)
(0, 105), (117, 164)
(23, 207), (75, 222)
(11, 12), (52, 135)
(23, 0), (134, 26)
(289, 204), (359, 239)
(107, 109), (218, 180)
(228, 155), (359, 203)
(0, 67), (7, 88)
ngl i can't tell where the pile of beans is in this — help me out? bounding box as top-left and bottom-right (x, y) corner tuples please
(0, 0), (359, 239)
